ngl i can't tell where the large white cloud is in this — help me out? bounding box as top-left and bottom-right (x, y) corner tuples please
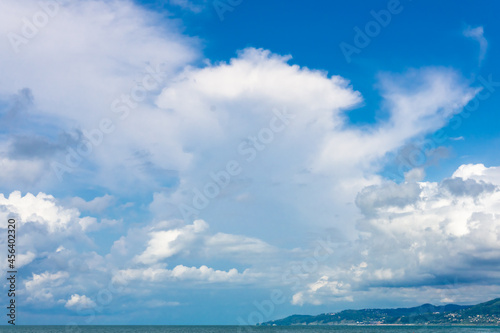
(149, 51), (476, 243)
(0, 1), (478, 243)
(289, 164), (500, 306)
(0, 0), (198, 190)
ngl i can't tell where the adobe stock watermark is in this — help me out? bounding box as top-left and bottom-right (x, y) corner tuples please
(6, 0), (62, 53)
(178, 107), (295, 221)
(51, 64), (167, 181)
(236, 235), (336, 330)
(339, 0), (408, 64)
(213, 0), (242, 21)
(390, 74), (499, 181)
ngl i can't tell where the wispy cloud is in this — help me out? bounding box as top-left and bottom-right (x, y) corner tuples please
(464, 26), (488, 65)
(169, 0), (207, 13)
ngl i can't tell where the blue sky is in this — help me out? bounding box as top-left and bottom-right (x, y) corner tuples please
(1, 0), (500, 326)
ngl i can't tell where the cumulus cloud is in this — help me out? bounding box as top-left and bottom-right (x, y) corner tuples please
(0, 191), (117, 234)
(292, 276), (352, 306)
(134, 219), (209, 265)
(0, 190), (116, 285)
(151, 49), (476, 244)
(24, 271), (69, 304)
(453, 163), (500, 184)
(0, 191), (81, 232)
(290, 164), (500, 306)
(355, 181), (422, 216)
(65, 294), (97, 310)
(113, 265), (251, 284)
(120, 218), (279, 268)
(0, 0), (198, 191)
(441, 177), (496, 197)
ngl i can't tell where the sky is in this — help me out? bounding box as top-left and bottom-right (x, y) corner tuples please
(1, 0), (500, 326)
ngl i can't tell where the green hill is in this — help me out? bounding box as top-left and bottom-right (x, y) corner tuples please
(260, 298), (500, 326)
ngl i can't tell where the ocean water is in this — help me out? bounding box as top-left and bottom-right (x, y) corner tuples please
(1, 326), (499, 333)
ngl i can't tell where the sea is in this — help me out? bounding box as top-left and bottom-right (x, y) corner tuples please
(0, 326), (499, 333)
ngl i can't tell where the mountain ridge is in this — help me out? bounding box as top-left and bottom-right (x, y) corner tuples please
(260, 298), (500, 326)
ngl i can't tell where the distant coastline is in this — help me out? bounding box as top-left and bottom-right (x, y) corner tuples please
(260, 298), (500, 326)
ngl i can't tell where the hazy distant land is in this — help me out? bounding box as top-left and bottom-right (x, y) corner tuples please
(260, 298), (500, 326)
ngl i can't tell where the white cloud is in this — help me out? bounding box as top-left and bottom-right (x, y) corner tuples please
(292, 276), (352, 306)
(0, 191), (122, 240)
(17, 251), (36, 268)
(67, 194), (115, 214)
(143, 300), (181, 308)
(464, 26), (488, 65)
(0, 190), (115, 286)
(404, 168), (425, 182)
(0, 191), (80, 232)
(286, 164), (500, 306)
(24, 271), (69, 304)
(65, 294), (97, 310)
(0, 190), (116, 234)
(170, 265), (243, 282)
(129, 218), (278, 267)
(113, 265), (251, 284)
(453, 163), (500, 184)
(206, 232), (276, 256)
(25, 271), (69, 290)
(105, 218), (281, 295)
(355, 181), (422, 216)
(133, 219), (209, 265)
(169, 0), (207, 13)
(149, 50), (476, 244)
(0, 0), (198, 189)
(0, 158), (45, 189)
(441, 177), (495, 197)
